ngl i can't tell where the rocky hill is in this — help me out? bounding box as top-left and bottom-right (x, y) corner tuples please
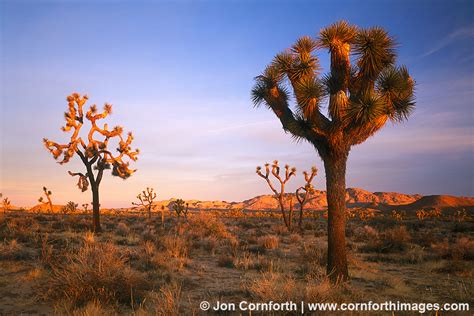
(151, 188), (472, 213)
(21, 188), (473, 214)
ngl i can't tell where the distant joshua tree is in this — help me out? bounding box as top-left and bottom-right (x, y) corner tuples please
(173, 199), (188, 221)
(256, 160), (297, 230)
(2, 194), (11, 214)
(132, 187), (157, 219)
(296, 166), (317, 229)
(43, 93), (139, 232)
(252, 21), (415, 281)
(82, 203), (90, 214)
(38, 187), (53, 213)
(62, 201), (78, 215)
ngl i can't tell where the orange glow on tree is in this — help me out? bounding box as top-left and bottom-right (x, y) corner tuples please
(43, 93), (139, 232)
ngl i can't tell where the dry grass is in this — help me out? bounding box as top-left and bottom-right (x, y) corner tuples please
(0, 239), (33, 260)
(257, 235), (279, 249)
(44, 239), (149, 307)
(245, 271), (297, 302)
(0, 211), (472, 315)
(136, 282), (182, 316)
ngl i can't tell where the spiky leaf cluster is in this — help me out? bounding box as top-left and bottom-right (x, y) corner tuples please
(252, 21), (415, 154)
(44, 93), (140, 192)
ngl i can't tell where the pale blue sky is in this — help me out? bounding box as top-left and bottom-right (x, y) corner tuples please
(1, 0), (473, 207)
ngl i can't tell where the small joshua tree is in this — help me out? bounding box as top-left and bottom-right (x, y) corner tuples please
(160, 205), (166, 226)
(132, 187), (157, 219)
(416, 210), (427, 221)
(62, 201), (78, 215)
(256, 160), (297, 229)
(2, 195), (11, 214)
(296, 166), (317, 229)
(184, 203), (189, 219)
(391, 210), (405, 221)
(173, 199), (186, 221)
(82, 203), (90, 214)
(38, 187), (53, 213)
(43, 93), (139, 232)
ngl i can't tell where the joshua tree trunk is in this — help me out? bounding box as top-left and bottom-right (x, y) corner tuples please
(278, 195), (290, 228)
(86, 162), (103, 233)
(324, 152), (349, 282)
(91, 184), (101, 232)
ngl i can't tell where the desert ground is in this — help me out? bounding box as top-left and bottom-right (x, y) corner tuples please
(0, 188), (472, 315)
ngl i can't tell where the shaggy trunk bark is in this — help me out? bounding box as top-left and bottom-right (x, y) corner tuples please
(91, 184), (101, 232)
(324, 154), (349, 282)
(278, 194), (290, 229)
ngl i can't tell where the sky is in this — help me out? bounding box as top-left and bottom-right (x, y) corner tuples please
(1, 0), (473, 207)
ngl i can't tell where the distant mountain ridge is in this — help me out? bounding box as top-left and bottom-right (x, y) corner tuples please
(151, 188), (473, 213)
(22, 188), (474, 213)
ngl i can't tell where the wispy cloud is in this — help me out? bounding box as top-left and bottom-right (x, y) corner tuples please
(421, 26), (474, 57)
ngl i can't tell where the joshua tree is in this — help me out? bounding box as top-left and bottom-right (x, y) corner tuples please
(251, 21), (415, 281)
(38, 187), (53, 213)
(184, 202), (189, 219)
(43, 93), (139, 232)
(82, 203), (90, 214)
(256, 160), (297, 229)
(62, 201), (78, 215)
(160, 205), (165, 226)
(296, 166), (317, 229)
(173, 199), (187, 220)
(2, 195), (11, 214)
(132, 187), (157, 219)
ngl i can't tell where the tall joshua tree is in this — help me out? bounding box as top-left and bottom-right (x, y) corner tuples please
(44, 93), (139, 232)
(251, 21), (415, 282)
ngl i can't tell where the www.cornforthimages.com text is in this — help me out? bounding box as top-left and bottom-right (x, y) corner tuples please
(199, 300), (470, 314)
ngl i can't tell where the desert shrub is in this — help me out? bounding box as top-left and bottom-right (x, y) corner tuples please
(273, 224), (290, 235)
(351, 225), (378, 242)
(297, 242), (326, 280)
(220, 234), (240, 257)
(140, 228), (156, 242)
(116, 222), (130, 236)
(68, 217), (90, 231)
(245, 272), (299, 302)
(361, 226), (411, 253)
(136, 240), (156, 270)
(289, 233), (303, 243)
(404, 245), (427, 263)
(0, 239), (33, 260)
(196, 236), (219, 254)
(150, 235), (189, 271)
(70, 301), (115, 316)
(258, 235), (279, 249)
(185, 212), (231, 240)
(383, 226), (411, 250)
(433, 260), (471, 276)
(452, 237), (474, 260)
(238, 221), (257, 229)
(0, 218), (36, 242)
(304, 278), (348, 302)
(44, 240), (149, 307)
(234, 251), (257, 270)
(430, 239), (450, 259)
(452, 222), (473, 233)
(137, 283), (181, 316)
(217, 254), (235, 268)
(431, 237), (474, 260)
